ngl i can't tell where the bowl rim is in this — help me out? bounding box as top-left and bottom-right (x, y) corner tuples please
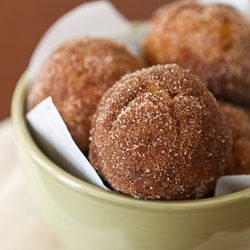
(11, 70), (250, 209)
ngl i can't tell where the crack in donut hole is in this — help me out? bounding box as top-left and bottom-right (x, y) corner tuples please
(168, 91), (178, 99)
(110, 88), (203, 156)
(110, 88), (173, 129)
(108, 78), (182, 128)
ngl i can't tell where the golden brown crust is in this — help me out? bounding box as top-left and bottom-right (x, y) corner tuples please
(218, 101), (250, 175)
(27, 37), (145, 153)
(89, 64), (232, 200)
(141, 1), (250, 106)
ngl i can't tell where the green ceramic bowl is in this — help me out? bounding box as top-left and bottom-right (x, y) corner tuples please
(11, 71), (250, 250)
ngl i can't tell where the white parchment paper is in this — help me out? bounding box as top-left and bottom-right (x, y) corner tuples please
(26, 97), (109, 190)
(27, 1), (133, 83)
(26, 0), (250, 197)
(198, 0), (250, 20)
(215, 175), (250, 197)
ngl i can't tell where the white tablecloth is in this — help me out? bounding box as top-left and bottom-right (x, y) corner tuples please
(0, 118), (67, 250)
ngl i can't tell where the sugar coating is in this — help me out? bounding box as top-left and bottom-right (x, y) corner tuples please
(141, 0), (250, 106)
(89, 64), (232, 200)
(27, 38), (145, 153)
(218, 101), (250, 175)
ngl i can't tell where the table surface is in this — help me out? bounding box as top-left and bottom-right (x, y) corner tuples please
(0, 118), (68, 250)
(0, 0), (171, 122)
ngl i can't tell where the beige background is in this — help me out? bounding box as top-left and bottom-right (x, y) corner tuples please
(0, 0), (172, 121)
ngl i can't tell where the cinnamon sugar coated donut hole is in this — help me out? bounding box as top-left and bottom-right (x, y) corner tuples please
(218, 101), (250, 175)
(89, 64), (232, 200)
(141, 0), (250, 106)
(27, 38), (145, 153)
